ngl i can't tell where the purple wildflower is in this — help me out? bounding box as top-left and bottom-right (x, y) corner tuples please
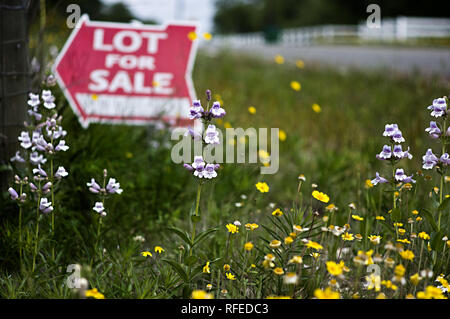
(383, 124), (398, 137)
(27, 93), (40, 107)
(55, 166), (68, 179)
(39, 198), (54, 214)
(371, 172), (388, 185)
(392, 130), (405, 143)
(32, 164), (47, 177)
(30, 152), (47, 165)
(42, 182), (52, 192)
(42, 90), (56, 109)
(204, 124), (220, 145)
(202, 164), (218, 179)
(210, 101), (226, 118)
(376, 145), (392, 160)
(189, 100), (204, 119)
(183, 163), (194, 171)
(422, 148), (439, 170)
(87, 178), (101, 193)
(8, 187), (19, 200)
(18, 132), (32, 149)
(106, 178), (123, 194)
(425, 121), (441, 138)
(394, 168), (416, 183)
(440, 153), (450, 165)
(10, 151), (25, 163)
(93, 202), (105, 214)
(427, 97), (447, 118)
(55, 140), (69, 152)
(184, 126), (202, 141)
(206, 89), (211, 101)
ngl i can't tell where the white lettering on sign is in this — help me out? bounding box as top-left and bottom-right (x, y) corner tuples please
(88, 70), (174, 94)
(93, 29), (167, 54)
(105, 54), (155, 70)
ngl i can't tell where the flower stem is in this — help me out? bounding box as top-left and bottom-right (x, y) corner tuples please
(190, 182), (202, 256)
(32, 193), (41, 273)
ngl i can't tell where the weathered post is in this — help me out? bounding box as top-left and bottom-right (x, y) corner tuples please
(0, 0), (30, 191)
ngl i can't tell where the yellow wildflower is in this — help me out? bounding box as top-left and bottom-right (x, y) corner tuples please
(226, 223), (239, 234)
(85, 288), (105, 299)
(191, 290), (213, 299)
(314, 287), (340, 299)
(255, 182), (269, 193)
(312, 190), (329, 203)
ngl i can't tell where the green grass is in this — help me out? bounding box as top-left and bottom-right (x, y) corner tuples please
(0, 50), (449, 298)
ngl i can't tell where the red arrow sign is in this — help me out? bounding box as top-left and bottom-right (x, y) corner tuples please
(53, 15), (198, 128)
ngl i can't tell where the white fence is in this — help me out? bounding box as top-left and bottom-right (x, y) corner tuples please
(211, 17), (450, 47)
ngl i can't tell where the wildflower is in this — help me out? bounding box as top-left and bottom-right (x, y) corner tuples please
(418, 231), (430, 240)
(191, 290), (213, 299)
(296, 59), (305, 68)
(422, 148), (439, 170)
(154, 246), (164, 254)
(326, 261), (345, 276)
(348, 203), (356, 210)
(427, 97), (447, 118)
(440, 153), (450, 165)
(225, 273), (236, 280)
(274, 54), (284, 64)
(394, 264), (406, 277)
(397, 238), (411, 244)
(325, 203), (338, 212)
(245, 223), (259, 231)
(273, 267), (284, 275)
(222, 264), (231, 272)
(381, 280), (398, 291)
(226, 223), (239, 234)
(203, 261), (211, 274)
(366, 274), (381, 292)
(244, 242), (254, 251)
(399, 250), (415, 261)
(311, 252), (320, 259)
(298, 174), (306, 181)
(417, 286), (446, 299)
(288, 256), (303, 264)
(383, 124), (399, 137)
(255, 182), (269, 193)
(393, 145), (412, 159)
(312, 190), (329, 203)
(365, 179), (374, 188)
(290, 81), (301, 91)
(394, 168), (415, 183)
(248, 106), (256, 114)
(305, 240), (323, 250)
(204, 124), (220, 145)
(384, 257), (395, 268)
(410, 273), (422, 286)
(368, 235), (382, 245)
(206, 283), (212, 290)
(341, 232), (354, 241)
(271, 208), (283, 217)
(375, 216), (385, 221)
(376, 145), (392, 160)
(284, 236), (294, 245)
(352, 214), (364, 221)
(141, 251), (152, 257)
(398, 228), (406, 236)
(278, 129), (287, 141)
(54, 166), (68, 179)
(106, 178), (123, 194)
(133, 235), (145, 243)
(425, 121), (441, 138)
(85, 288), (105, 299)
(203, 32), (212, 40)
(39, 198), (53, 214)
(187, 31), (197, 41)
(312, 103), (321, 113)
(269, 240), (281, 249)
(314, 287), (340, 299)
(92, 202), (105, 215)
(283, 272), (298, 285)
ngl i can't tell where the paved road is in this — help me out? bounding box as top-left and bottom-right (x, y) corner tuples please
(203, 44), (450, 77)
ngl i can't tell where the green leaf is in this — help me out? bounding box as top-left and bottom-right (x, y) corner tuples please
(166, 227), (191, 246)
(192, 227), (218, 248)
(438, 196), (450, 211)
(430, 229), (445, 252)
(184, 255), (198, 266)
(161, 259), (188, 282)
(422, 209), (438, 232)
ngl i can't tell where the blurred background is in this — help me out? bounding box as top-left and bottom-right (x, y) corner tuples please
(0, 0), (449, 272)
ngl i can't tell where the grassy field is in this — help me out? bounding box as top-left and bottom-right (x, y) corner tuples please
(0, 50), (449, 299)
